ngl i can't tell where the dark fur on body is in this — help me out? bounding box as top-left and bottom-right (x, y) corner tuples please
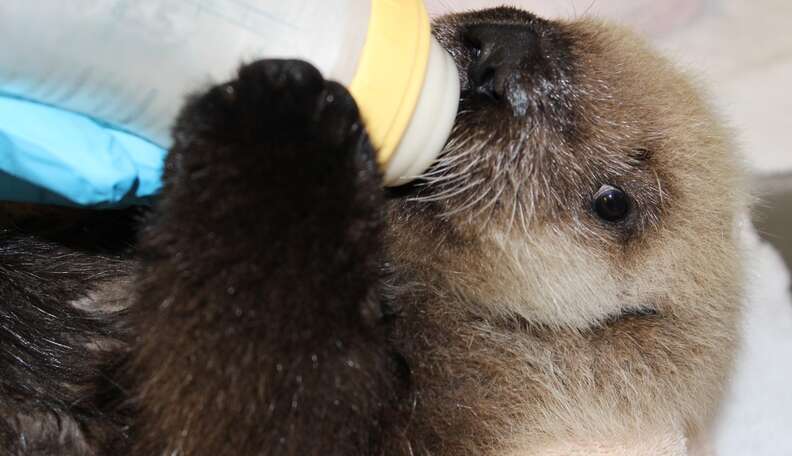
(0, 207), (134, 453)
(0, 7), (744, 455)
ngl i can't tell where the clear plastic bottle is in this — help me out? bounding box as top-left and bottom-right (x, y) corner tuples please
(0, 0), (459, 186)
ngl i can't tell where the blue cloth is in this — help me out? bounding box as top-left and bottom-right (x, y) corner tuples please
(0, 94), (166, 207)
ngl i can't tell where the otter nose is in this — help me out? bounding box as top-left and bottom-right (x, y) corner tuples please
(465, 23), (540, 105)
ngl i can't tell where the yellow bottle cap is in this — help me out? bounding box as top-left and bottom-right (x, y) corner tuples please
(349, 0), (432, 167)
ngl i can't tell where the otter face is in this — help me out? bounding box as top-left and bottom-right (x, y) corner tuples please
(390, 7), (744, 328)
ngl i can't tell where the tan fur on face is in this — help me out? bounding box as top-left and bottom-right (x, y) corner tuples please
(383, 10), (746, 456)
(508, 430), (689, 456)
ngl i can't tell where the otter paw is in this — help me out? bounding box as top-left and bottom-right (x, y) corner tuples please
(176, 59), (365, 151)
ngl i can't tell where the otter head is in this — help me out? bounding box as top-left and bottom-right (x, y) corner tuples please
(388, 7), (745, 328)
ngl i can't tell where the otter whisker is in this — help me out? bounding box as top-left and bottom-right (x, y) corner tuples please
(516, 197), (530, 235)
(506, 194), (519, 235)
(440, 183), (493, 217)
(433, 142), (485, 168)
(409, 177), (486, 204)
(418, 148), (480, 180)
(478, 175), (507, 210)
(654, 169), (665, 207)
(421, 156), (483, 185)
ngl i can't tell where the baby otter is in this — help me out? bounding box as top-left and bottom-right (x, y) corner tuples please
(387, 9), (746, 453)
(0, 6), (745, 455)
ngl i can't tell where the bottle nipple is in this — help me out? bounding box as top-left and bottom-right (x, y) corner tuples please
(348, 0), (460, 186)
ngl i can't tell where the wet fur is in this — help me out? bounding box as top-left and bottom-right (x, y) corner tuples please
(0, 7), (745, 455)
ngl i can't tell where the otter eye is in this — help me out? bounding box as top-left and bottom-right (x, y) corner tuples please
(593, 185), (630, 222)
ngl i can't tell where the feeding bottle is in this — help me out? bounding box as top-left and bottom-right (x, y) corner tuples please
(0, 0), (460, 188)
